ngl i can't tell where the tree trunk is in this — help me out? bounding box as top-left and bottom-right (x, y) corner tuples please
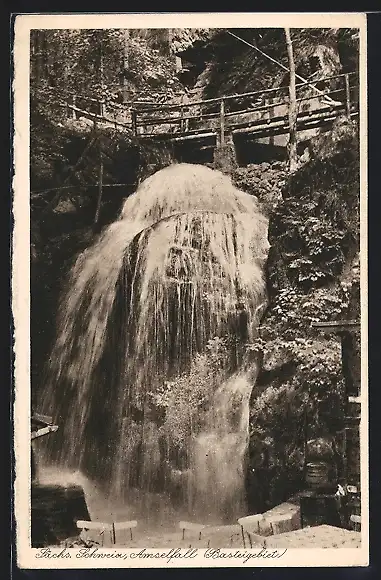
(123, 29), (130, 105)
(285, 28), (298, 174)
(99, 34), (105, 116)
(94, 144), (103, 226)
(33, 30), (47, 84)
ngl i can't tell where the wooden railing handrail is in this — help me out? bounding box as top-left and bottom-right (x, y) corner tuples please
(134, 84), (358, 128)
(137, 103), (359, 138)
(36, 70), (358, 140)
(33, 71), (358, 125)
(134, 71), (358, 115)
(58, 102), (132, 129)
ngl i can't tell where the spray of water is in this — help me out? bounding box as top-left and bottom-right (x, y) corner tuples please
(38, 163), (269, 525)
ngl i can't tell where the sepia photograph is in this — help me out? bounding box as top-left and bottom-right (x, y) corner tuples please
(12, 13), (368, 568)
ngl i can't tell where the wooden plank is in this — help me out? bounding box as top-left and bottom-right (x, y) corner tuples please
(141, 105), (358, 143)
(178, 521), (206, 532)
(312, 320), (360, 333)
(76, 520), (112, 531)
(59, 103), (131, 130)
(233, 104), (345, 132)
(32, 413), (53, 425)
(31, 425), (58, 440)
(140, 130), (216, 142)
(345, 74), (351, 118)
(113, 520), (138, 531)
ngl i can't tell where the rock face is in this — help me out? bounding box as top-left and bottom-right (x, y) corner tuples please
(31, 484), (91, 547)
(170, 29), (215, 58)
(171, 28), (358, 102)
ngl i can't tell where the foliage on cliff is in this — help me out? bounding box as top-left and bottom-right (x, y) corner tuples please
(241, 116), (360, 509)
(151, 337), (231, 451)
(30, 29), (181, 222)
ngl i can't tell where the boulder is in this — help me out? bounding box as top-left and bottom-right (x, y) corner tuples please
(31, 483), (91, 547)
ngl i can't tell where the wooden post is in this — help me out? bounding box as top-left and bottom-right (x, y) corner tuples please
(111, 522), (116, 545)
(268, 96), (274, 145)
(220, 99), (225, 146)
(123, 29), (130, 105)
(285, 28), (298, 173)
(99, 32), (105, 117)
(240, 525), (246, 548)
(180, 104), (184, 132)
(94, 146), (103, 225)
(345, 74), (351, 118)
(131, 109), (137, 136)
(72, 95), (77, 120)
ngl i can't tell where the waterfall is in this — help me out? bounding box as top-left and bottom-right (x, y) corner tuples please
(37, 163), (269, 525)
(190, 366), (259, 524)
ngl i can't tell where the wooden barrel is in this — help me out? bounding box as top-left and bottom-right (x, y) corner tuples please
(305, 462), (330, 490)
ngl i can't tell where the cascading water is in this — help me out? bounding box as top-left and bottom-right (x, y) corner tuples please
(37, 163), (269, 527)
(189, 362), (260, 524)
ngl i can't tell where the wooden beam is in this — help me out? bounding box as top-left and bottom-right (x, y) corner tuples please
(59, 103), (131, 130)
(345, 73), (351, 118)
(135, 87), (348, 129)
(139, 106), (358, 143)
(311, 320), (360, 333)
(137, 71), (356, 114)
(220, 98), (225, 145)
(141, 131), (217, 142)
(31, 425), (59, 440)
(32, 412), (53, 425)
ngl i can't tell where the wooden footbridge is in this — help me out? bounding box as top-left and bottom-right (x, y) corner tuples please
(62, 71), (359, 150)
(130, 71), (359, 148)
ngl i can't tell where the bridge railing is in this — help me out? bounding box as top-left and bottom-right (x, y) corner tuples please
(35, 72), (358, 139)
(131, 71), (359, 140)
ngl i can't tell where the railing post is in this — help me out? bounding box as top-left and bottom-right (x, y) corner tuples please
(99, 98), (105, 118)
(94, 148), (103, 226)
(72, 94), (77, 120)
(180, 104), (184, 132)
(220, 98), (225, 146)
(131, 109), (137, 136)
(345, 73), (351, 118)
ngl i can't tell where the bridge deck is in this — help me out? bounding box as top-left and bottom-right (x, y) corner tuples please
(131, 71), (359, 144)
